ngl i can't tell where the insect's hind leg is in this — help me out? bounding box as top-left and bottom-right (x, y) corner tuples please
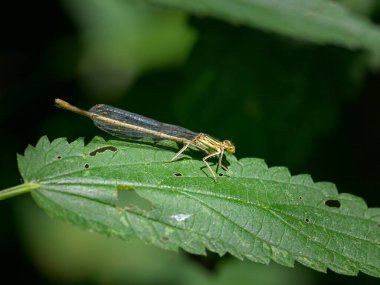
(166, 142), (191, 163)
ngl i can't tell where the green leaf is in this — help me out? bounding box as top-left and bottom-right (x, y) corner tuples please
(15, 136), (380, 277)
(61, 0), (196, 95)
(138, 0), (380, 53)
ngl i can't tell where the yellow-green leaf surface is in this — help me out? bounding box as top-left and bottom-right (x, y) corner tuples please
(139, 0), (380, 53)
(16, 136), (380, 277)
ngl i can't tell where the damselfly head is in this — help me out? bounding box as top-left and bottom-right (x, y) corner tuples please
(223, 140), (235, 154)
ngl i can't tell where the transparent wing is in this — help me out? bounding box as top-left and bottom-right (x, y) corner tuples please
(89, 104), (198, 141)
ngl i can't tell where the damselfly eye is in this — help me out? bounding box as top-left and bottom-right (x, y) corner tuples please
(223, 140), (235, 154)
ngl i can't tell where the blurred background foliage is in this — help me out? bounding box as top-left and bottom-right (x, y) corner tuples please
(1, 0), (380, 284)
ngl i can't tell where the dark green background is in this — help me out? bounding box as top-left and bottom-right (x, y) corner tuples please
(1, 1), (379, 284)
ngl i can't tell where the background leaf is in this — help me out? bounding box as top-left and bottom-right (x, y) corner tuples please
(60, 0), (196, 95)
(138, 0), (380, 53)
(18, 136), (380, 277)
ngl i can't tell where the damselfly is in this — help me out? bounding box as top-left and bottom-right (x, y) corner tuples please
(55, 99), (235, 180)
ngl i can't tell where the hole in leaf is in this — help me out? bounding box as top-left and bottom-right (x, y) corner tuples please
(299, 196), (303, 200)
(305, 218), (310, 223)
(56, 155), (62, 160)
(218, 173), (224, 177)
(325, 199), (341, 208)
(117, 187), (151, 211)
(161, 236), (169, 242)
(174, 173), (182, 177)
(84, 163), (90, 169)
(89, 146), (118, 156)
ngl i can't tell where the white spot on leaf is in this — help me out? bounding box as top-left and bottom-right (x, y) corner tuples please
(171, 213), (192, 222)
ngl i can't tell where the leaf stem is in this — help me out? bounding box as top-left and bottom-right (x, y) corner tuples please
(0, 183), (41, 201)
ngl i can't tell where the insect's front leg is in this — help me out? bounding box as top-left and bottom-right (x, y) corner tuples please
(216, 148), (233, 177)
(216, 148), (226, 172)
(202, 151), (221, 181)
